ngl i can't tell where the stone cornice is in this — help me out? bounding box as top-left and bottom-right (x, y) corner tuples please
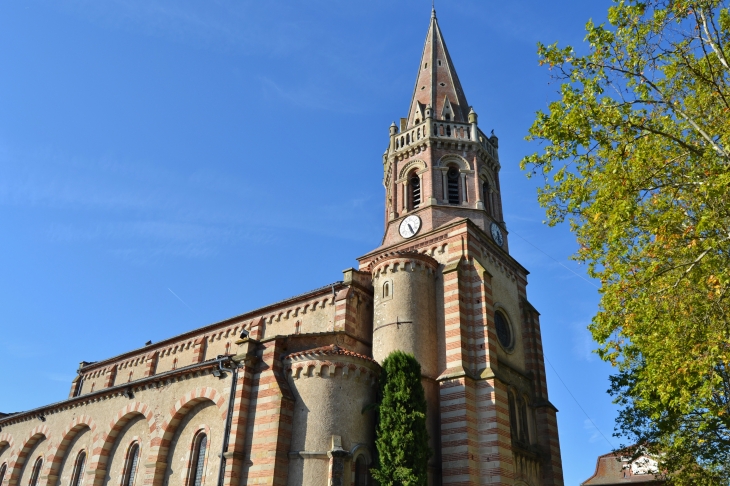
(0, 357), (230, 427)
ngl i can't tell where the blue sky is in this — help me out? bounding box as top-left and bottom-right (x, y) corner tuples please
(0, 1), (618, 483)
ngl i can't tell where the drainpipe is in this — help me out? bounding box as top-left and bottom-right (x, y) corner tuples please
(217, 357), (239, 486)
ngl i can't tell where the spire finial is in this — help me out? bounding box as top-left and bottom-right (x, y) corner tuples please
(431, 0), (436, 18)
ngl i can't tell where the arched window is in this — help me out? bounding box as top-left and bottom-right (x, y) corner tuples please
(447, 167), (460, 205)
(406, 133), (410, 145)
(482, 179), (491, 215)
(71, 451), (86, 486)
(446, 125), (451, 136)
(507, 392), (518, 440)
(29, 457), (43, 486)
(122, 443), (140, 486)
(0, 462), (7, 486)
(410, 173), (421, 209)
(519, 397), (530, 444)
(189, 433), (207, 486)
(355, 455), (369, 486)
(383, 282), (390, 298)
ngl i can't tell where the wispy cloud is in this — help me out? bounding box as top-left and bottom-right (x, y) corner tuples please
(45, 372), (75, 383)
(259, 77), (366, 115)
(0, 142), (380, 262)
(572, 322), (598, 362)
(584, 418), (605, 444)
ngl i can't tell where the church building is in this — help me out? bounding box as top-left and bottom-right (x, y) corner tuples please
(0, 9), (564, 486)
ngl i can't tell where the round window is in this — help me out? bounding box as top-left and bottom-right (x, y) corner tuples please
(495, 311), (513, 350)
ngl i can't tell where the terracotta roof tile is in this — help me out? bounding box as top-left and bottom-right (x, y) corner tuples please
(283, 345), (379, 365)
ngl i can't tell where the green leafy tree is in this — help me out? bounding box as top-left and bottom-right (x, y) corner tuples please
(372, 351), (431, 486)
(521, 1), (730, 483)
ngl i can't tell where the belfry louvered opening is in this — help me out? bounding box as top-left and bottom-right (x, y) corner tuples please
(410, 173), (421, 209)
(447, 167), (460, 205)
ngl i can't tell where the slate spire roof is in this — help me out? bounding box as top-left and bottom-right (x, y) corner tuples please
(406, 7), (470, 129)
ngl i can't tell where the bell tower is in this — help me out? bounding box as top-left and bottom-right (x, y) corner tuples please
(360, 8), (565, 486)
(382, 7), (505, 250)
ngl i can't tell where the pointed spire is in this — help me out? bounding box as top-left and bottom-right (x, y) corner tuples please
(406, 9), (470, 129)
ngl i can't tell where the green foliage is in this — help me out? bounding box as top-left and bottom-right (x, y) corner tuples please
(371, 351), (431, 486)
(521, 0), (730, 482)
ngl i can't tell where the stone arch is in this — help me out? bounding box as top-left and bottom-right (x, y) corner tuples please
(87, 402), (154, 486)
(0, 433), (14, 484)
(0, 433), (14, 453)
(437, 154), (471, 171)
(397, 159), (427, 180)
(478, 166), (496, 188)
(147, 388), (227, 486)
(46, 415), (97, 484)
(349, 444), (372, 464)
(350, 444), (373, 486)
(8, 425), (50, 486)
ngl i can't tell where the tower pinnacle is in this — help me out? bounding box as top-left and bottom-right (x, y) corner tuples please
(406, 10), (469, 130)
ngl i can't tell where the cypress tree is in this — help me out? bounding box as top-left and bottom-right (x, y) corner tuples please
(372, 351), (431, 486)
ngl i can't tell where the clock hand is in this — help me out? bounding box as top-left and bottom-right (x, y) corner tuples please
(408, 224), (415, 233)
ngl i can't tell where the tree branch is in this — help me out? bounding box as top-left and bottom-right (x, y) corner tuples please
(697, 7), (730, 73)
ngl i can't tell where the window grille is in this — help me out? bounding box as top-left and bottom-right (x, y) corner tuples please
(190, 433), (207, 486)
(410, 175), (421, 209)
(29, 457), (43, 486)
(447, 167), (460, 205)
(123, 443), (139, 486)
(71, 451), (86, 486)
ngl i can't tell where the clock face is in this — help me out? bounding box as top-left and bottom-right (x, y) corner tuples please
(399, 215), (422, 239)
(490, 222), (504, 247)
